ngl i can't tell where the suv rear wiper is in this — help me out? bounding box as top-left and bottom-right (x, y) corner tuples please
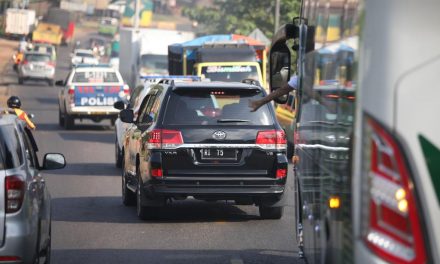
(217, 119), (250, 123)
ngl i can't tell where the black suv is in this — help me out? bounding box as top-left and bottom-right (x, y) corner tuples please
(120, 81), (288, 220)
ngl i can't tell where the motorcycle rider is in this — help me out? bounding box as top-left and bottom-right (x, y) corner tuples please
(7, 96), (36, 130)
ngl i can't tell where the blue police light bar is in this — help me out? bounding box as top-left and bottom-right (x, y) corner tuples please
(140, 75), (201, 81)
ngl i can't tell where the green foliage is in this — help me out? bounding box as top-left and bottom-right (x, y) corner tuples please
(182, 0), (301, 38)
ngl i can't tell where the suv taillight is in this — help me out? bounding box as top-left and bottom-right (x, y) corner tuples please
(147, 129), (184, 150)
(5, 176), (24, 214)
(256, 130), (287, 150)
(360, 116), (426, 264)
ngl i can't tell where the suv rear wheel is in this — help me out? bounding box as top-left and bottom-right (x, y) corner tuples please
(136, 168), (160, 220)
(259, 205), (284, 219)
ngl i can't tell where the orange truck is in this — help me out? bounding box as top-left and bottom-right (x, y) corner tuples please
(32, 23), (63, 45)
(32, 8), (76, 46)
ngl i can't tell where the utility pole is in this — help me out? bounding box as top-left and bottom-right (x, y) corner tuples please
(134, 0), (140, 30)
(274, 0), (280, 33)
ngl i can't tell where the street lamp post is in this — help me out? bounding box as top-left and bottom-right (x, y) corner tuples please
(274, 0), (280, 33)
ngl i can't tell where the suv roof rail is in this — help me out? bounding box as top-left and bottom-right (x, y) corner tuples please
(140, 75), (201, 84)
(241, 78), (261, 87)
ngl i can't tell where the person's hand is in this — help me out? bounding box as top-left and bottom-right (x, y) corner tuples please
(248, 99), (262, 112)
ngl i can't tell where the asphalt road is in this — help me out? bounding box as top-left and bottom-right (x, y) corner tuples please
(3, 33), (301, 264)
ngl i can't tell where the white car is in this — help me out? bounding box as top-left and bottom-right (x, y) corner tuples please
(57, 64), (129, 129)
(114, 83), (149, 167)
(70, 49), (99, 68)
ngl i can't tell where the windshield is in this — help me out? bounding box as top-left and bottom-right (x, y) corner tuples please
(89, 38), (105, 46)
(164, 88), (272, 125)
(200, 65), (260, 83)
(25, 54), (50, 62)
(101, 19), (115, 25)
(140, 54), (168, 73)
(76, 52), (95, 58)
(72, 71), (120, 83)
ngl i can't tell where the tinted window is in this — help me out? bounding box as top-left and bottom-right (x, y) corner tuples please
(0, 125), (23, 169)
(22, 129), (38, 168)
(138, 94), (157, 123)
(72, 71), (120, 83)
(163, 88), (273, 125)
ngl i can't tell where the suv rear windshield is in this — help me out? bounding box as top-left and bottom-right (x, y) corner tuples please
(163, 88), (273, 125)
(0, 125), (23, 170)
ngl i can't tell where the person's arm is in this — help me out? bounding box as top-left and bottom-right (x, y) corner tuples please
(248, 84), (292, 112)
(23, 113), (36, 130)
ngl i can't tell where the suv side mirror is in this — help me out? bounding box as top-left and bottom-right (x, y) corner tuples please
(120, 109), (134, 123)
(55, 80), (64, 86)
(270, 43), (291, 104)
(114, 100), (125, 110)
(42, 153), (66, 170)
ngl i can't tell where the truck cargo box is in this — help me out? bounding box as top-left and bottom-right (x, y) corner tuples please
(5, 8), (36, 36)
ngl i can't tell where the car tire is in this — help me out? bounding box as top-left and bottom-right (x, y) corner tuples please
(122, 160), (136, 206)
(115, 139), (123, 168)
(43, 223), (51, 264)
(136, 168), (159, 220)
(64, 114), (74, 130)
(18, 77), (24, 85)
(58, 108), (65, 127)
(259, 205), (284, 219)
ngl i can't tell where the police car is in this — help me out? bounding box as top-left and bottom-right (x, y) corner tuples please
(57, 64), (129, 129)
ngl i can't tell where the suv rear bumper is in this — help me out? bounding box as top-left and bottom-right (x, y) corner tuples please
(146, 176), (286, 197)
(152, 185), (285, 195)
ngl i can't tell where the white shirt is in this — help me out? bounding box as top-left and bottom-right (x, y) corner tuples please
(288, 75), (298, 90)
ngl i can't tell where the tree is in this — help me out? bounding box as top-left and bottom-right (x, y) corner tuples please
(182, 0), (301, 38)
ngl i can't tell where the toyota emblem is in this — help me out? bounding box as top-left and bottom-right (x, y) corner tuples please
(212, 130), (227, 140)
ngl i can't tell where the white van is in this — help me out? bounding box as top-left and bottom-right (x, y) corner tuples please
(269, 0), (439, 263)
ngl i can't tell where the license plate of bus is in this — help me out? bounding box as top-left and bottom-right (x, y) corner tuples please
(200, 149), (237, 160)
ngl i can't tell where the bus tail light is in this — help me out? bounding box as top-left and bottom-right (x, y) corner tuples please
(360, 115), (427, 264)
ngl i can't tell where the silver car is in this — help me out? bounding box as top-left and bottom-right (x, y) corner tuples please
(18, 52), (55, 86)
(0, 112), (65, 263)
(32, 43), (57, 62)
